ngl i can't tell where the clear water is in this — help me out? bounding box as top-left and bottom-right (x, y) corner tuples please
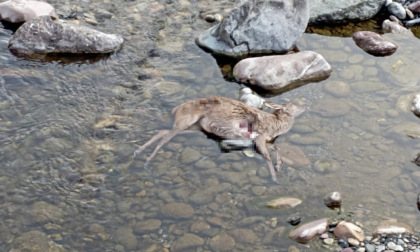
(1, 0), (420, 251)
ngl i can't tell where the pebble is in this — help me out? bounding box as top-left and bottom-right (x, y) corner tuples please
(323, 237), (335, 245)
(388, 2), (407, 19)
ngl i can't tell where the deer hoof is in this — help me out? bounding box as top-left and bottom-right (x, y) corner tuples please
(143, 163), (149, 170)
(271, 176), (279, 184)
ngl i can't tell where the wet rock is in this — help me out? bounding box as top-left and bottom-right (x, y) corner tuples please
(10, 230), (66, 252)
(181, 147), (201, 164)
(209, 233), (235, 251)
(191, 221), (211, 233)
(31, 201), (65, 223)
(239, 87), (265, 109)
(114, 227), (138, 251)
(161, 202), (195, 219)
(324, 191), (342, 208)
(155, 81), (184, 95)
(309, 0), (385, 24)
(230, 229), (258, 244)
(382, 19), (410, 34)
(324, 81), (351, 98)
(333, 221), (365, 241)
(196, 0), (309, 57)
(266, 197), (302, 209)
(352, 31), (398, 56)
(387, 2), (406, 19)
(173, 233), (204, 251)
(9, 16), (123, 56)
(372, 220), (413, 237)
(287, 216), (302, 226)
(312, 98), (350, 117)
(233, 51), (332, 92)
(133, 219), (161, 233)
(406, 18), (420, 27)
(411, 94), (420, 116)
(277, 143), (311, 167)
(288, 218), (329, 243)
(0, 0), (56, 23)
(408, 1), (420, 13)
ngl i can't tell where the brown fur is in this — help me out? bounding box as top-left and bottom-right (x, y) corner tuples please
(134, 96), (304, 183)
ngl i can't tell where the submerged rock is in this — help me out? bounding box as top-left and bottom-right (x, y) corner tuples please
(196, 0), (309, 57)
(352, 31), (398, 56)
(266, 197), (302, 209)
(0, 0), (56, 23)
(309, 0), (385, 24)
(289, 218), (329, 243)
(9, 16), (123, 56)
(233, 51), (332, 92)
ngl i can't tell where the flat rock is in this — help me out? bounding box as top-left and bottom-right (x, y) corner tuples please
(372, 220), (413, 237)
(161, 202), (195, 219)
(309, 0), (386, 24)
(9, 16), (123, 56)
(0, 0), (56, 23)
(266, 197), (302, 209)
(333, 221), (365, 241)
(289, 218), (329, 243)
(278, 143), (311, 167)
(196, 0), (309, 57)
(352, 31), (398, 56)
(133, 219), (161, 233)
(233, 51), (332, 92)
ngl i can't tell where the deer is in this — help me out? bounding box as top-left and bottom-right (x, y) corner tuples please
(134, 96), (305, 183)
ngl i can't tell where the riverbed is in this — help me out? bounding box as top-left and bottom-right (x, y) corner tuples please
(1, 0), (420, 251)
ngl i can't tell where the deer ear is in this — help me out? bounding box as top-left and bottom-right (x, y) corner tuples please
(264, 101), (287, 110)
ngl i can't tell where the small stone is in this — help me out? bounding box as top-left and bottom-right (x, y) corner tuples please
(387, 2), (406, 19)
(348, 237), (360, 246)
(338, 238), (349, 248)
(373, 220), (413, 237)
(411, 94), (420, 117)
(287, 216), (302, 226)
(324, 191), (342, 208)
(134, 219), (161, 233)
(115, 227), (138, 250)
(172, 233), (205, 251)
(324, 81), (351, 98)
(204, 14), (216, 22)
(312, 98), (350, 117)
(323, 237), (334, 245)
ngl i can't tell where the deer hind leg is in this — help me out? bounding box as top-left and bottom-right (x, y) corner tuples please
(134, 130), (170, 157)
(272, 144), (283, 172)
(255, 135), (279, 184)
(143, 129), (181, 169)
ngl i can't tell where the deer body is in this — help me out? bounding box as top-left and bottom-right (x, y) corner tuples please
(134, 96), (304, 183)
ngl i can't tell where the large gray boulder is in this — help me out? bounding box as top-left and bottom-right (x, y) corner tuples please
(233, 51), (332, 92)
(9, 16), (123, 56)
(196, 0), (309, 57)
(309, 0), (386, 24)
(0, 0), (56, 23)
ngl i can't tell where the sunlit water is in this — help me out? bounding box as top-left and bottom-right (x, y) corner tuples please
(1, 0), (420, 251)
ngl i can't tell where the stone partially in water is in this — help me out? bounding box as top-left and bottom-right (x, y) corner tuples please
(352, 31), (398, 56)
(333, 221), (365, 242)
(411, 94), (420, 117)
(288, 218), (329, 243)
(382, 19), (410, 34)
(0, 0), (56, 23)
(266, 197), (302, 209)
(233, 51), (332, 92)
(324, 191), (342, 208)
(372, 220), (413, 237)
(196, 0), (309, 57)
(9, 16), (123, 56)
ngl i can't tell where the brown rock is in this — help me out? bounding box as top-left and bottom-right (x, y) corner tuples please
(352, 31), (398, 56)
(278, 143), (311, 167)
(209, 233), (235, 251)
(382, 19), (410, 34)
(230, 228), (258, 244)
(372, 219), (413, 237)
(161, 202), (195, 219)
(134, 219), (161, 233)
(289, 218), (329, 243)
(173, 233), (204, 252)
(409, 1), (420, 12)
(333, 221), (365, 242)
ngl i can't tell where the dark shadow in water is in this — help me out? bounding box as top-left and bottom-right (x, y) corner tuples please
(0, 20), (23, 33)
(10, 52), (112, 65)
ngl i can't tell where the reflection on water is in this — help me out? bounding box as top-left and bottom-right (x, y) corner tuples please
(1, 0), (420, 251)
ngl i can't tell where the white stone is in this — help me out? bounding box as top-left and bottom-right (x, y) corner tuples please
(0, 0), (56, 23)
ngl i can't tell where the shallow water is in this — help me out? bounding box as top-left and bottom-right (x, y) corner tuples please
(2, 0), (420, 251)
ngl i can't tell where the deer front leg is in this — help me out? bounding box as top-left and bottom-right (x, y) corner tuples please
(255, 135), (279, 184)
(134, 130), (170, 157)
